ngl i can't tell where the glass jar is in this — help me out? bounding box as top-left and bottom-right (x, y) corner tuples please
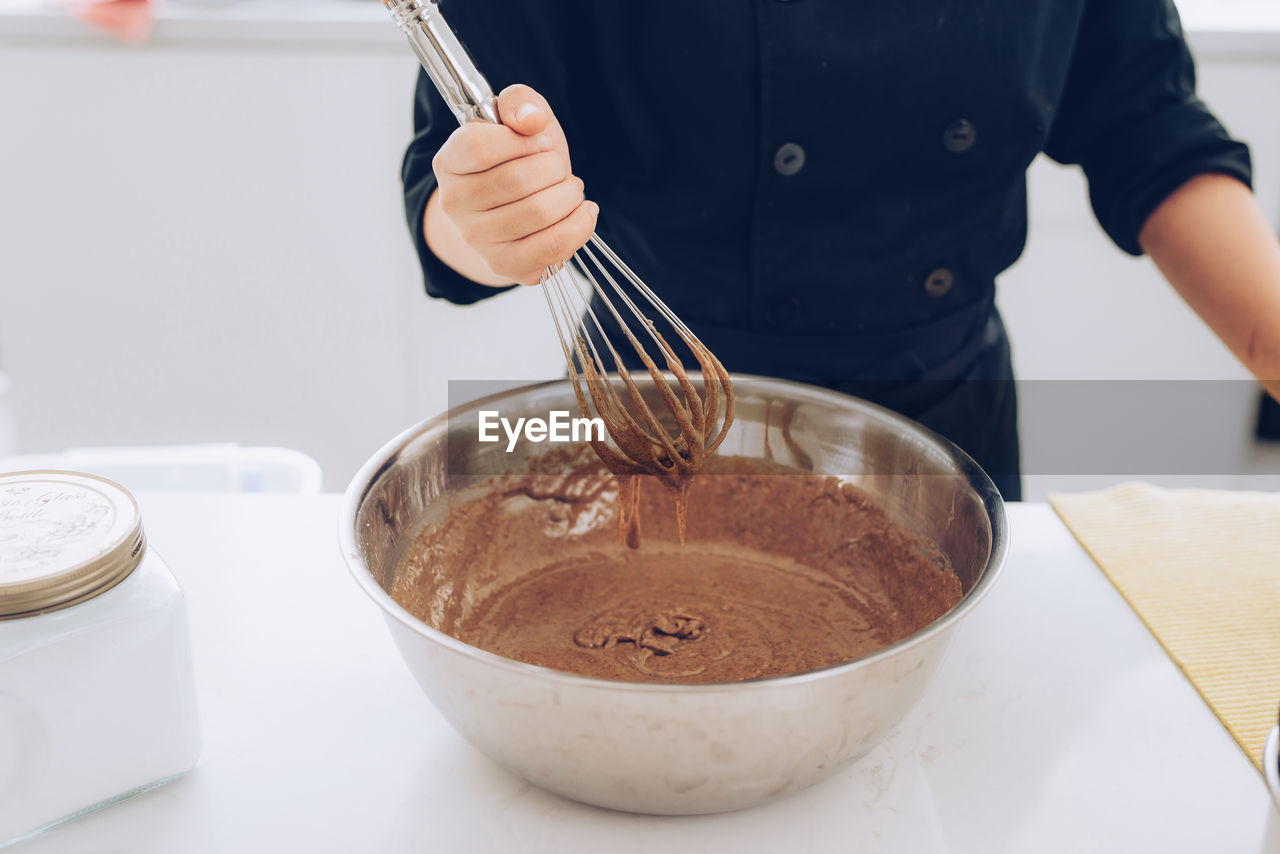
(0, 471), (202, 847)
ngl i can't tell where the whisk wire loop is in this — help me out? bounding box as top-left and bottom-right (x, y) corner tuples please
(539, 235), (734, 484)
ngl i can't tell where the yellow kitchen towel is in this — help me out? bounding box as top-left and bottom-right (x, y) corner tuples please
(1049, 482), (1280, 773)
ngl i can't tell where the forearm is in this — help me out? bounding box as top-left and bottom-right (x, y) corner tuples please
(1139, 174), (1280, 401)
(423, 188), (514, 288)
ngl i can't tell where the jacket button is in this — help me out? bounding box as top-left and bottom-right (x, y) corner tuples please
(773, 143), (806, 176)
(924, 267), (954, 297)
(942, 119), (977, 153)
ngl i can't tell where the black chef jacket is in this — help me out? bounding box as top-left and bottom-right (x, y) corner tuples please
(401, 0), (1252, 501)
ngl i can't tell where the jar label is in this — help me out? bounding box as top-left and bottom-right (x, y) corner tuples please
(0, 477), (135, 586)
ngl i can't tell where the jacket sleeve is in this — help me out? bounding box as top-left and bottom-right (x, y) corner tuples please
(1043, 0), (1252, 256)
(401, 68), (519, 305)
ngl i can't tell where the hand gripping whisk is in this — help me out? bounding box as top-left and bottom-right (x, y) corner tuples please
(384, 0), (734, 486)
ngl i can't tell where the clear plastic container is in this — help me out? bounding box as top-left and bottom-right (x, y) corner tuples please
(0, 471), (202, 848)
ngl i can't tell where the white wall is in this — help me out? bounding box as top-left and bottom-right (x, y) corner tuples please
(0, 5), (564, 489)
(0, 3), (1277, 494)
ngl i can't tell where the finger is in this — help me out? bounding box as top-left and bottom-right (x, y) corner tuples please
(468, 177), (586, 245)
(497, 84), (553, 137)
(459, 151), (569, 211)
(501, 200), (600, 284)
(436, 123), (553, 175)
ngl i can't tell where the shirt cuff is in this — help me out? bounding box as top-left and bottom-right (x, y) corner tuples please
(403, 169), (518, 306)
(1085, 98), (1253, 256)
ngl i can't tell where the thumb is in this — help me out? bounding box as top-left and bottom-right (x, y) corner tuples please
(497, 83), (553, 137)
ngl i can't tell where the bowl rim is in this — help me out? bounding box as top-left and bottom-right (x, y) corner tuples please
(338, 374), (1010, 693)
(1265, 726), (1280, 810)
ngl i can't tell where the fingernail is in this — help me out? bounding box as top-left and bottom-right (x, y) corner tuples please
(536, 134), (552, 151)
(588, 201), (599, 215)
(515, 103), (540, 122)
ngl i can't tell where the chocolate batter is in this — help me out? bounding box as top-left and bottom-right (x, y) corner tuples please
(567, 325), (734, 548)
(391, 457), (964, 684)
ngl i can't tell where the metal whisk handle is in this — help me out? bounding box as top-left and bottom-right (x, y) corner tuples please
(383, 0), (500, 126)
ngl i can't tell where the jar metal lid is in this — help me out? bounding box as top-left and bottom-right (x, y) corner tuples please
(0, 471), (146, 620)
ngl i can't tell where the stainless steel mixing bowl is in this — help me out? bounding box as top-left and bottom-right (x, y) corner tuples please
(1266, 718), (1280, 811)
(339, 376), (1007, 815)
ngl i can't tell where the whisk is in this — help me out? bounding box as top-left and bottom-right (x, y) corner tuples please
(385, 0), (734, 485)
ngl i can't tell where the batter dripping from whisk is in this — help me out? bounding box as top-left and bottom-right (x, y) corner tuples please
(566, 317), (734, 549)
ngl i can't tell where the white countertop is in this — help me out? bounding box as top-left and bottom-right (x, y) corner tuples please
(12, 495), (1280, 853)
